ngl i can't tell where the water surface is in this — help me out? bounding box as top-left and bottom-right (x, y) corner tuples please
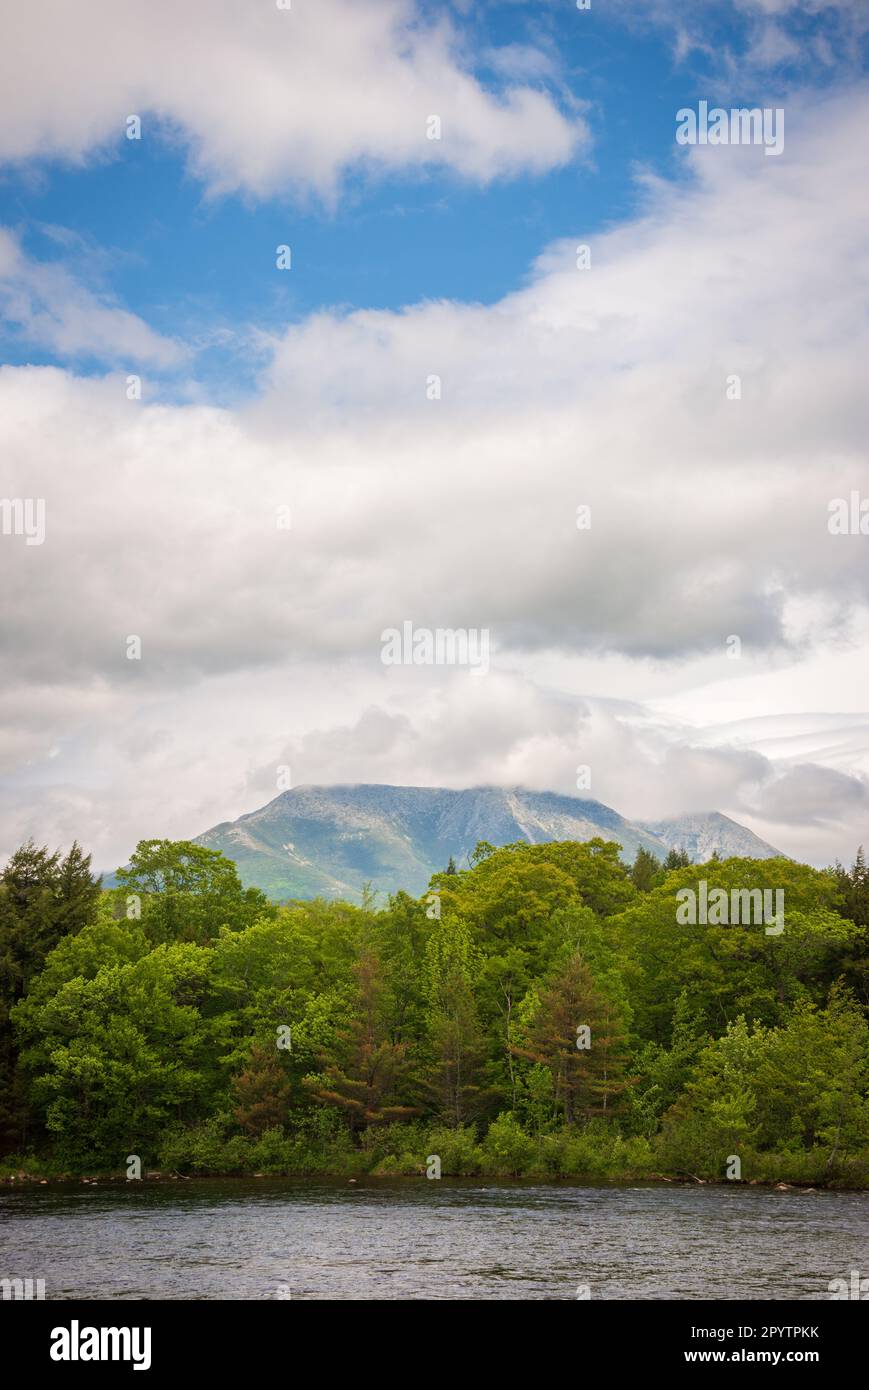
(1, 1179), (866, 1300)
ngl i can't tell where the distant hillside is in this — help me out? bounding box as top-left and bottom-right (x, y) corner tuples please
(639, 811), (782, 864)
(194, 784), (784, 902)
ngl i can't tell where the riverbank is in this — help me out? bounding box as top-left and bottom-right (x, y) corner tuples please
(2, 1175), (860, 1192)
(5, 1114), (867, 1189)
(2, 1163), (866, 1191)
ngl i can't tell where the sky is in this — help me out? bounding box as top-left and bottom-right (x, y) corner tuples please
(1, 0), (868, 873)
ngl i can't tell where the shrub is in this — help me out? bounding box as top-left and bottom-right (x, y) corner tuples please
(425, 1125), (483, 1175)
(481, 1113), (536, 1176)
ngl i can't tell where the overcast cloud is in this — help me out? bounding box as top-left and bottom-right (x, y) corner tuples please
(0, 5), (867, 872)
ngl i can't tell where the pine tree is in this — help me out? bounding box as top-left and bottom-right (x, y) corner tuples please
(832, 848), (869, 1004)
(513, 953), (628, 1123)
(0, 840), (100, 1149)
(664, 847), (691, 871)
(834, 847), (869, 927)
(631, 847), (660, 891)
(305, 952), (418, 1135)
(231, 1045), (291, 1136)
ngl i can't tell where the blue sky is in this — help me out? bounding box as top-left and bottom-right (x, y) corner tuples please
(2, 0), (858, 392)
(2, 0), (869, 871)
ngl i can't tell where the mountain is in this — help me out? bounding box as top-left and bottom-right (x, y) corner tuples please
(638, 811), (783, 864)
(194, 784), (784, 902)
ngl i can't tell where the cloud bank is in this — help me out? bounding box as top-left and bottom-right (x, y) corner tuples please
(1, 69), (868, 871)
(0, 0), (585, 199)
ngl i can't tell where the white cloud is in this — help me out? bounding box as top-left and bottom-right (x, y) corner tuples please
(0, 228), (184, 367)
(0, 0), (585, 199)
(733, 0), (865, 15)
(620, 0), (869, 75)
(2, 657), (866, 871)
(2, 85), (869, 868)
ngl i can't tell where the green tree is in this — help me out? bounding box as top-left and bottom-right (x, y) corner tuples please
(14, 942), (215, 1167)
(469, 841), (496, 867)
(305, 952), (417, 1136)
(423, 916), (486, 1125)
(630, 847), (660, 892)
(664, 848), (691, 871)
(0, 840), (101, 1148)
(628, 989), (708, 1137)
(372, 891), (427, 1046)
(608, 857), (854, 1044)
(114, 840), (273, 944)
(514, 953), (628, 1123)
(832, 848), (869, 1006)
(479, 946), (532, 1110)
(659, 992), (869, 1176)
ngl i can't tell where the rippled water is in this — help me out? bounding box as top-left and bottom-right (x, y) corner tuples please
(1, 1179), (866, 1300)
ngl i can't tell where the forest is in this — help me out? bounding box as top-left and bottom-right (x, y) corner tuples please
(1, 834), (867, 1186)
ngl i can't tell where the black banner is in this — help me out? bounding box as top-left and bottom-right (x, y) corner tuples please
(7, 1299), (864, 1375)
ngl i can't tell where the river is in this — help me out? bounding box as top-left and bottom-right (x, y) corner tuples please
(1, 1179), (866, 1300)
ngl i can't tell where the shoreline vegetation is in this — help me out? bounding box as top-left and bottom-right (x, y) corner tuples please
(1, 1157), (865, 1191)
(1, 1170), (858, 1191)
(1, 835), (868, 1191)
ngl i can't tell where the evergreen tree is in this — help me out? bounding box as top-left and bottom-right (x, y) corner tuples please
(664, 847), (691, 871)
(231, 1044), (291, 1136)
(0, 840), (100, 1149)
(830, 848), (869, 1005)
(630, 847), (660, 891)
(55, 841), (104, 934)
(514, 953), (628, 1123)
(305, 952), (417, 1135)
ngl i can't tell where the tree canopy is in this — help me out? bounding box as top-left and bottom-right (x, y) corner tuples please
(1, 834), (866, 1186)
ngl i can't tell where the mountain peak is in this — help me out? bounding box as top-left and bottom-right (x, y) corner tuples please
(639, 810), (783, 863)
(195, 783), (783, 902)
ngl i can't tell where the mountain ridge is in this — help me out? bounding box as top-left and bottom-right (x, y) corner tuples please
(193, 783), (784, 902)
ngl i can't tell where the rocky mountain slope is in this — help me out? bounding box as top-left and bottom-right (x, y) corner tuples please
(195, 784), (783, 902)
